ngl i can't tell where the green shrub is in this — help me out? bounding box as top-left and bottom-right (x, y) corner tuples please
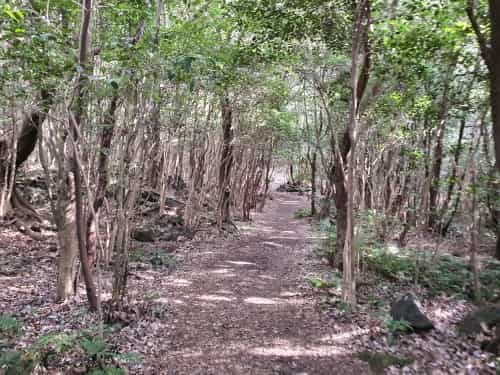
(316, 219), (337, 260)
(306, 275), (339, 290)
(0, 328), (141, 374)
(150, 252), (178, 269)
(363, 246), (500, 301)
(385, 318), (413, 334)
(0, 350), (35, 375)
(0, 315), (21, 339)
(294, 208), (312, 219)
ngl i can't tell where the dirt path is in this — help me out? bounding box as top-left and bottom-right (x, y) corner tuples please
(135, 192), (369, 374)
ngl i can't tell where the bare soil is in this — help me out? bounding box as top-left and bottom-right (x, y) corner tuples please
(120, 192), (370, 374)
(0, 191), (496, 374)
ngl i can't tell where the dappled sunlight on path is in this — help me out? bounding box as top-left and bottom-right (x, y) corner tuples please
(140, 192), (370, 374)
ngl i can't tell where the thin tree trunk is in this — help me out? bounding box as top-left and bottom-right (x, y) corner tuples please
(217, 95), (234, 230)
(71, 0), (98, 311)
(467, 0), (500, 259)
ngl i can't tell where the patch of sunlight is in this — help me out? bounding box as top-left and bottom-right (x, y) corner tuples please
(238, 223), (256, 230)
(210, 268), (236, 275)
(171, 278), (192, 286)
(258, 275), (276, 280)
(262, 241), (284, 248)
(198, 294), (235, 302)
(249, 344), (344, 357)
(244, 297), (281, 305)
(318, 328), (370, 343)
(101, 292), (112, 301)
(432, 306), (455, 320)
(155, 297), (170, 304)
(179, 349), (204, 358)
(0, 276), (16, 282)
(280, 291), (299, 297)
(136, 272), (155, 280)
(226, 261), (257, 267)
(386, 243), (401, 255)
(172, 299), (185, 305)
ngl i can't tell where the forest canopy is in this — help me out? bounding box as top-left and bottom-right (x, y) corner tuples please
(0, 0), (500, 373)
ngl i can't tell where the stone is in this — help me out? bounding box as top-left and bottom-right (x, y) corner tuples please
(357, 351), (413, 374)
(131, 228), (156, 242)
(458, 305), (500, 337)
(390, 293), (434, 332)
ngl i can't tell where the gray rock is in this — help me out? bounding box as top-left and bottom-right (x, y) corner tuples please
(458, 305), (500, 336)
(390, 293), (434, 332)
(357, 351), (413, 374)
(131, 228), (156, 242)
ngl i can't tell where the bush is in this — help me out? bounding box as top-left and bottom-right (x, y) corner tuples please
(363, 246), (500, 301)
(0, 315), (21, 339)
(316, 219), (337, 261)
(0, 328), (141, 374)
(294, 208), (312, 219)
(385, 318), (413, 334)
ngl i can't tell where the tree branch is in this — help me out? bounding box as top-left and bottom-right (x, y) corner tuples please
(466, 0), (492, 70)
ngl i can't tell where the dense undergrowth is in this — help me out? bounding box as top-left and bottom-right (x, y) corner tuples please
(313, 212), (500, 303)
(0, 318), (140, 375)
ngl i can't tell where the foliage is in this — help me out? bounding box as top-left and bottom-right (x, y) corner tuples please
(385, 318), (414, 335)
(0, 350), (35, 375)
(0, 328), (141, 374)
(306, 274), (339, 290)
(315, 219), (337, 261)
(363, 246), (500, 301)
(294, 208), (312, 218)
(150, 252), (179, 270)
(0, 316), (21, 340)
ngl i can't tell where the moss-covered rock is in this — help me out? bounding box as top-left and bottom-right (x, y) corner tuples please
(357, 351), (413, 374)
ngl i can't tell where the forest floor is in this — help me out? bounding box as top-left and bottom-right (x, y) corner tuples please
(120, 191), (372, 374)
(0, 190), (498, 374)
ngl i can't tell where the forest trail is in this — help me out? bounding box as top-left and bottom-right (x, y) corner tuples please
(137, 192), (369, 374)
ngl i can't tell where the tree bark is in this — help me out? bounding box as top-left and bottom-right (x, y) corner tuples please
(70, 0), (98, 311)
(0, 90), (52, 220)
(217, 95), (234, 230)
(428, 62), (454, 230)
(467, 0), (500, 259)
(332, 132), (350, 269)
(309, 151), (317, 216)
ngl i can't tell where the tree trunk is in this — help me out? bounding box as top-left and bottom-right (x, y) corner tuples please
(467, 0), (500, 259)
(491, 1), (500, 259)
(86, 94), (118, 269)
(0, 90), (52, 220)
(56, 177), (79, 301)
(69, 0), (98, 311)
(428, 63), (453, 230)
(310, 151), (317, 216)
(217, 96), (234, 230)
(333, 140), (349, 268)
(341, 0), (371, 308)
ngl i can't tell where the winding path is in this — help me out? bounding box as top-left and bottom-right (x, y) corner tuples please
(136, 192), (369, 374)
